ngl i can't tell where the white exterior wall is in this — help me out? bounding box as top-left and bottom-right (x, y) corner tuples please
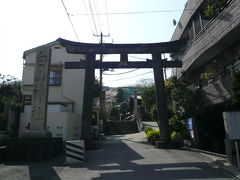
(24, 104), (68, 113)
(20, 41), (86, 140)
(19, 112), (81, 140)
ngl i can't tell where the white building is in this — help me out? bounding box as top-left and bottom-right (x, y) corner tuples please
(19, 39), (93, 140)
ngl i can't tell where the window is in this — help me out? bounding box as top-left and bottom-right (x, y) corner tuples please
(24, 95), (32, 104)
(49, 70), (61, 85)
(188, 22), (195, 41)
(194, 14), (202, 35)
(200, 11), (210, 28)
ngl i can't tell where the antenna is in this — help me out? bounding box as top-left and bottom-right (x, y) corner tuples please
(173, 19), (177, 26)
(173, 19), (182, 29)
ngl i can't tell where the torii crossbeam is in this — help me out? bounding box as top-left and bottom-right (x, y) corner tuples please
(58, 38), (186, 147)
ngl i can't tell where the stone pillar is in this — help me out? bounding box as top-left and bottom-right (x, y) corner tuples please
(23, 47), (52, 137)
(134, 92), (138, 120)
(81, 53), (96, 147)
(152, 52), (170, 142)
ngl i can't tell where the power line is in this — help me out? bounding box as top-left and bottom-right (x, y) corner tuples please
(60, 0), (80, 42)
(92, 0), (103, 34)
(83, 0), (96, 37)
(71, 8), (196, 16)
(103, 68), (140, 75)
(104, 0), (110, 35)
(105, 70), (153, 83)
(128, 55), (148, 60)
(88, 0), (99, 35)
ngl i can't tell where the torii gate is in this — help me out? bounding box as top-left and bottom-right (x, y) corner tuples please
(58, 38), (185, 146)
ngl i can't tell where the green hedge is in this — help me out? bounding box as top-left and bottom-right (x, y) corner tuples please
(146, 129), (160, 142)
(144, 127), (153, 134)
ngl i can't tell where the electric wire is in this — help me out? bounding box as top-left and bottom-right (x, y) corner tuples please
(71, 8), (196, 16)
(105, 70), (153, 83)
(103, 68), (140, 75)
(128, 55), (148, 60)
(83, 0), (96, 37)
(88, 0), (99, 35)
(93, 0), (103, 34)
(104, 0), (110, 35)
(60, 0), (80, 42)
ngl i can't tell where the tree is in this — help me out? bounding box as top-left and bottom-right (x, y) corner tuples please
(110, 106), (120, 121)
(116, 87), (124, 103)
(204, 0), (229, 17)
(166, 73), (199, 119)
(119, 102), (128, 116)
(93, 78), (101, 98)
(141, 85), (156, 121)
(230, 70), (240, 106)
(136, 78), (154, 88)
(0, 74), (22, 131)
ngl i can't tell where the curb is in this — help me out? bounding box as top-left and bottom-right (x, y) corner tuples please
(216, 160), (240, 179)
(180, 147), (226, 158)
(181, 147), (240, 179)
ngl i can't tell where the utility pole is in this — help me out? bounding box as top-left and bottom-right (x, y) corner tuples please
(93, 32), (110, 133)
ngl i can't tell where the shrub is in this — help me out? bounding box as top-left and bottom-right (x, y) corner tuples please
(146, 129), (160, 142)
(231, 70), (240, 106)
(170, 131), (182, 143)
(144, 127), (153, 134)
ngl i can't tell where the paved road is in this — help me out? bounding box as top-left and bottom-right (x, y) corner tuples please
(142, 121), (159, 129)
(0, 132), (233, 180)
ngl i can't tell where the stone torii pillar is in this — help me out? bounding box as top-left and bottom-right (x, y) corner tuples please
(80, 53), (96, 142)
(152, 52), (169, 142)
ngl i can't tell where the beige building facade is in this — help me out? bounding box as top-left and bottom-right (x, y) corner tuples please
(19, 39), (87, 140)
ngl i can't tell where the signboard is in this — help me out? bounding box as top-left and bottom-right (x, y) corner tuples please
(223, 111), (240, 140)
(185, 117), (194, 138)
(186, 117), (193, 130)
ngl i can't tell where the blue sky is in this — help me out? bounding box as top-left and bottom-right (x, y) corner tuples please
(0, 0), (187, 87)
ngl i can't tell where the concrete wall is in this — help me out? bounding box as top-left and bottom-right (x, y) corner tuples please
(176, 0), (240, 76)
(19, 112), (81, 140)
(170, 0), (240, 107)
(190, 40), (240, 107)
(171, 0), (203, 41)
(24, 104), (69, 113)
(199, 74), (232, 106)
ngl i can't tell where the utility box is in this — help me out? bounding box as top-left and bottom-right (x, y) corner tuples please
(223, 111), (240, 140)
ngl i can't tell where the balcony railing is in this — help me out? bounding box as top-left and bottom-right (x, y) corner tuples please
(191, 60), (240, 106)
(177, 0), (239, 75)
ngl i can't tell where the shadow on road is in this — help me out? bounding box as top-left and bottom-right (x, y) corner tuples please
(69, 138), (230, 180)
(3, 156), (65, 180)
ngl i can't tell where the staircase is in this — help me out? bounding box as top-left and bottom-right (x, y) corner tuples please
(105, 120), (139, 135)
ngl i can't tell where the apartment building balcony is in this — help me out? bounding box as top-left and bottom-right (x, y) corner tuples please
(198, 72), (232, 106)
(176, 0), (240, 76)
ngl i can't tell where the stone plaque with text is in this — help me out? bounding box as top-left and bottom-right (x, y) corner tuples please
(30, 47), (51, 130)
